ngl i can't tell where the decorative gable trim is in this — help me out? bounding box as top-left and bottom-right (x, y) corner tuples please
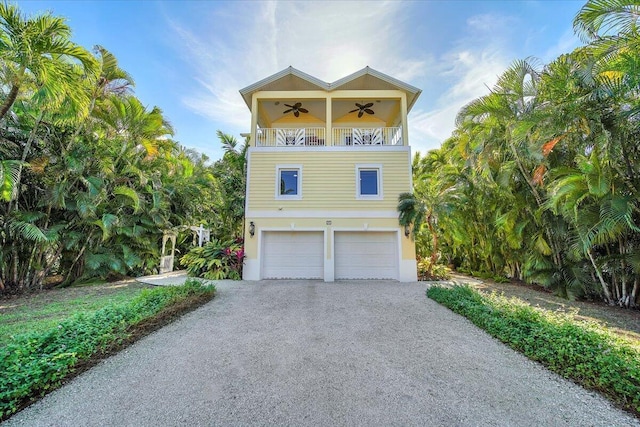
(239, 66), (422, 112)
(239, 66), (329, 109)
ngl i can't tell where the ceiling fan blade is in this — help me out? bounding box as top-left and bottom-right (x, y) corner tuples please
(349, 109), (359, 113)
(358, 111), (364, 118)
(293, 102), (302, 108)
(284, 104), (294, 108)
(294, 110), (300, 117)
(364, 109), (374, 115)
(355, 103), (364, 108)
(283, 108), (293, 114)
(364, 102), (374, 108)
(298, 108), (308, 113)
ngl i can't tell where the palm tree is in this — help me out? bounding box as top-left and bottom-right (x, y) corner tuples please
(210, 131), (247, 240)
(398, 151), (462, 276)
(0, 3), (97, 121)
(0, 159), (20, 201)
(574, 0), (640, 43)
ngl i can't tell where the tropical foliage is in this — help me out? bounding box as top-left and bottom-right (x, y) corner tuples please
(180, 238), (244, 280)
(400, 0), (640, 307)
(0, 4), (246, 293)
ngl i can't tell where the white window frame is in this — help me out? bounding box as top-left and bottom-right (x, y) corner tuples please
(355, 164), (383, 200)
(275, 164), (303, 200)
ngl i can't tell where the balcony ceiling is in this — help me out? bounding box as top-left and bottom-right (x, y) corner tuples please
(259, 99), (400, 126)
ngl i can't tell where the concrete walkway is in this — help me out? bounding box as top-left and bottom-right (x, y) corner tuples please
(5, 281), (638, 426)
(135, 270), (191, 286)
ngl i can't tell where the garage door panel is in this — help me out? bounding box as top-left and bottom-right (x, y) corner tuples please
(262, 231), (324, 279)
(335, 232), (398, 280)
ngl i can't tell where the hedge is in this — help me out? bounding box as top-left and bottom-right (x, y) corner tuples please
(427, 285), (640, 415)
(0, 280), (215, 419)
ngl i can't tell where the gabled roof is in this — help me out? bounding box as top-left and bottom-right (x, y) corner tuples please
(239, 66), (422, 112)
(330, 66), (422, 111)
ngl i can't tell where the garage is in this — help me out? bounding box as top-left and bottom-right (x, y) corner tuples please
(334, 231), (398, 280)
(261, 231), (324, 279)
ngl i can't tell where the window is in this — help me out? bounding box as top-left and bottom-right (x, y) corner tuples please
(356, 164), (382, 199)
(276, 165), (302, 199)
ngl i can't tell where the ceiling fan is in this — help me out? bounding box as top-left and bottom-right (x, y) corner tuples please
(350, 102), (374, 118)
(283, 102), (308, 117)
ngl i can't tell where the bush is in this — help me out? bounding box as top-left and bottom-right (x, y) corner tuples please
(180, 238), (244, 280)
(0, 280), (215, 419)
(427, 285), (640, 415)
(417, 256), (451, 281)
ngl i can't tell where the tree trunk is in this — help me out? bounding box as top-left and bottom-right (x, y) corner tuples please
(586, 248), (613, 305)
(62, 231), (94, 286)
(0, 84), (20, 121)
(12, 246), (19, 289)
(618, 237), (629, 307)
(427, 216), (438, 274)
(7, 111), (44, 215)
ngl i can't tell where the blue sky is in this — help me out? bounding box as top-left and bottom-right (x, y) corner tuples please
(19, 0), (584, 160)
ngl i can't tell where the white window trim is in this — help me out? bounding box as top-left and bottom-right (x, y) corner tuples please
(355, 164), (383, 200)
(275, 164), (303, 200)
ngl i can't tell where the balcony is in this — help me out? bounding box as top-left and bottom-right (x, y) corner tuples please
(256, 128), (326, 147)
(255, 127), (402, 147)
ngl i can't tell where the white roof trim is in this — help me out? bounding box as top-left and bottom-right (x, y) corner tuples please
(330, 66), (422, 110)
(239, 66), (328, 95)
(239, 66), (422, 111)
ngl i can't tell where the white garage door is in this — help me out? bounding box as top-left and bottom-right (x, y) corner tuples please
(334, 232), (398, 279)
(262, 231), (324, 279)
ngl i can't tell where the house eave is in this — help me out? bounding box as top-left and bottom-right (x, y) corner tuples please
(239, 66), (422, 113)
(239, 66), (330, 111)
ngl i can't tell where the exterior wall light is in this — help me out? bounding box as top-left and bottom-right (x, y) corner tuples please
(404, 224), (410, 237)
(249, 221), (255, 238)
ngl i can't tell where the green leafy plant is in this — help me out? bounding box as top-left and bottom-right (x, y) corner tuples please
(180, 239), (244, 280)
(417, 256), (451, 281)
(0, 280), (214, 420)
(428, 285), (640, 415)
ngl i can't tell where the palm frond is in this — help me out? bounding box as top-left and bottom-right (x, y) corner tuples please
(114, 185), (141, 213)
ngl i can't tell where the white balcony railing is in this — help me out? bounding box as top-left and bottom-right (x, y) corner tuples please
(256, 128), (326, 147)
(254, 127), (402, 147)
(332, 127), (402, 146)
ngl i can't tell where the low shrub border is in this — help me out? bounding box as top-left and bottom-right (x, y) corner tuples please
(427, 285), (640, 416)
(0, 280), (215, 420)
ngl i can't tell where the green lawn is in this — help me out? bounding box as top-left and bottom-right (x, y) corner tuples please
(0, 281), (152, 347)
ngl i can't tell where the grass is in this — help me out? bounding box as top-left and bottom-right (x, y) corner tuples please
(0, 280), (215, 420)
(452, 273), (640, 343)
(0, 282), (150, 347)
(428, 285), (640, 416)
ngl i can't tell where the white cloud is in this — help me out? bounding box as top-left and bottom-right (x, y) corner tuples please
(167, 1), (429, 135)
(167, 5), (576, 159)
(409, 13), (515, 155)
(409, 48), (508, 154)
(467, 13), (517, 33)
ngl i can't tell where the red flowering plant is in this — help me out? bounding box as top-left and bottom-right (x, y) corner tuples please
(180, 238), (245, 280)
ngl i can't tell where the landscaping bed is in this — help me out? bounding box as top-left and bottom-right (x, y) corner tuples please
(428, 285), (640, 416)
(0, 280), (215, 421)
(452, 273), (640, 343)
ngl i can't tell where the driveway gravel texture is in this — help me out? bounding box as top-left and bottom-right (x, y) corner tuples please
(4, 280), (639, 427)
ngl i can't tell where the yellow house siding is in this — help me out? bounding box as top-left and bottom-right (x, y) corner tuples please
(246, 148), (410, 211)
(243, 217), (416, 261)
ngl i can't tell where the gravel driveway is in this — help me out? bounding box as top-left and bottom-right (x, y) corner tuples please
(4, 280), (638, 426)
